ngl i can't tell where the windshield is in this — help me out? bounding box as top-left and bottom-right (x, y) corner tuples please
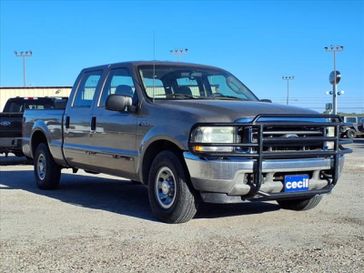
(139, 65), (258, 101)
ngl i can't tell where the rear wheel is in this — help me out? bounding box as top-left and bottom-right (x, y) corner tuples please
(346, 129), (356, 139)
(34, 143), (61, 189)
(277, 195), (322, 211)
(148, 151), (198, 223)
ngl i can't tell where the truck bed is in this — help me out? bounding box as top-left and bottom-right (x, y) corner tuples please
(22, 109), (66, 164)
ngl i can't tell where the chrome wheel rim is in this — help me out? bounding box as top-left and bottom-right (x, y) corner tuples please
(155, 166), (176, 209)
(37, 154), (46, 180)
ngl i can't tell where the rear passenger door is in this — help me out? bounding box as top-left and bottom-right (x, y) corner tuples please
(63, 70), (103, 169)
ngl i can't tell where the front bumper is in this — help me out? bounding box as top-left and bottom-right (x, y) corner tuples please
(184, 152), (345, 203)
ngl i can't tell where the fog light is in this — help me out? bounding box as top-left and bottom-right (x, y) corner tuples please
(324, 142), (335, 150)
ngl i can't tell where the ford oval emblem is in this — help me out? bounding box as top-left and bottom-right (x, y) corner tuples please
(0, 121), (11, 127)
(282, 133), (299, 138)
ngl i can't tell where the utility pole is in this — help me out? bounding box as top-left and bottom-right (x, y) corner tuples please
(324, 45), (343, 114)
(282, 76), (294, 105)
(170, 48), (188, 62)
(14, 50), (32, 87)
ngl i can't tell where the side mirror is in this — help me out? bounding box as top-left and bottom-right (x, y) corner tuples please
(105, 94), (132, 112)
(260, 99), (272, 103)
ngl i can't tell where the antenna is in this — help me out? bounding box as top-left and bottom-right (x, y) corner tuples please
(152, 31), (156, 102)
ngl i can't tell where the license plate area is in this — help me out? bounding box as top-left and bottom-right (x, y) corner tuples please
(284, 174), (309, 192)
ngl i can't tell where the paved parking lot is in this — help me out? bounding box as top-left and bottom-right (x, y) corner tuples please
(0, 140), (363, 273)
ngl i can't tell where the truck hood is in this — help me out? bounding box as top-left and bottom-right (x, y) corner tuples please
(156, 100), (318, 122)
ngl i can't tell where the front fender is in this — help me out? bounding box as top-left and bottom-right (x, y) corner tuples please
(136, 125), (190, 182)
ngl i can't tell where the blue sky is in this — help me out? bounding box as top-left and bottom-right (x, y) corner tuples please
(1, 0), (363, 113)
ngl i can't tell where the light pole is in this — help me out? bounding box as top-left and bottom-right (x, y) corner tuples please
(324, 45), (343, 114)
(14, 50), (32, 87)
(282, 76), (294, 105)
(170, 48), (188, 62)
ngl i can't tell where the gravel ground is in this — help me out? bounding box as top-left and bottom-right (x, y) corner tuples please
(0, 141), (363, 273)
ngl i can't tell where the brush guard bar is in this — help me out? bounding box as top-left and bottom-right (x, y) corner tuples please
(189, 114), (352, 199)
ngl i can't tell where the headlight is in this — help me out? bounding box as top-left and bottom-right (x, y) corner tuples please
(325, 126), (335, 150)
(190, 126), (235, 152)
(326, 126), (335, 137)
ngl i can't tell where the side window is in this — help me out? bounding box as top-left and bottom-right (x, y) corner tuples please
(7, 102), (21, 112)
(99, 68), (136, 107)
(73, 72), (102, 108)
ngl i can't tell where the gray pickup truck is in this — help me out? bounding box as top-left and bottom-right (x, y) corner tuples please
(23, 61), (352, 223)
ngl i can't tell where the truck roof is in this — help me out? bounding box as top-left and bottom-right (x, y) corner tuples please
(82, 61), (223, 72)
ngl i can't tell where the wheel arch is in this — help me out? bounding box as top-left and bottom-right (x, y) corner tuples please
(140, 139), (187, 185)
(31, 130), (49, 157)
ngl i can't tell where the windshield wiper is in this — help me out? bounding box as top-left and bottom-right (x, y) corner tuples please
(209, 93), (244, 100)
(168, 93), (196, 99)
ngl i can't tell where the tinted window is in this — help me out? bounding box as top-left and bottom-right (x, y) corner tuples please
(5, 102), (21, 112)
(99, 69), (136, 107)
(346, 117), (357, 123)
(73, 72), (102, 107)
(4, 98), (67, 112)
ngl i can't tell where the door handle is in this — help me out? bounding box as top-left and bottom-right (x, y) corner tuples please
(65, 116), (70, 129)
(91, 116), (96, 131)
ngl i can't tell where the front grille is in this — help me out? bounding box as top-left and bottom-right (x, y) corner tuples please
(237, 124), (328, 153)
(190, 114), (351, 159)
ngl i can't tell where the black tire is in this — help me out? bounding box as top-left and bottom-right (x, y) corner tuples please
(346, 129), (356, 139)
(277, 195), (322, 211)
(34, 143), (61, 190)
(148, 151), (198, 223)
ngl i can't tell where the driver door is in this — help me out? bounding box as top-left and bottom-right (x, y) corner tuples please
(90, 67), (138, 177)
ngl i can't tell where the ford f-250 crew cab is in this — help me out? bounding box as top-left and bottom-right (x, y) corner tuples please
(23, 61), (352, 223)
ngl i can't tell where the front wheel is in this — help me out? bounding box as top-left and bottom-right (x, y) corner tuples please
(277, 195), (323, 211)
(34, 143), (61, 189)
(148, 151), (198, 223)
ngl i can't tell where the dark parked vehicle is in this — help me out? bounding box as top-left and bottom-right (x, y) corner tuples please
(23, 61), (351, 223)
(341, 116), (364, 138)
(0, 97), (67, 157)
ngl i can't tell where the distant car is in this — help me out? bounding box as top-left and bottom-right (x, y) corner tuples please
(341, 116), (364, 138)
(0, 97), (67, 157)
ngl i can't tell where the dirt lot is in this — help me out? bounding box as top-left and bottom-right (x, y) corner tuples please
(1, 141), (363, 273)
